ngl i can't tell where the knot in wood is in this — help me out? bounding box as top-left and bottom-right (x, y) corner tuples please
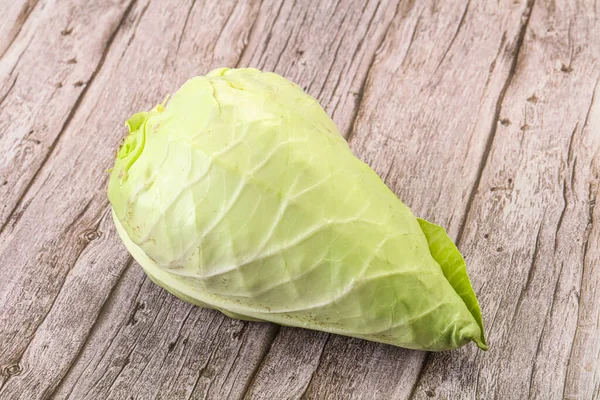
(84, 229), (102, 241)
(4, 364), (22, 376)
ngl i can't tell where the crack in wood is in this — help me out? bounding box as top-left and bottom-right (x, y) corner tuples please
(524, 218), (543, 293)
(455, 0), (536, 246)
(281, 8), (309, 78)
(165, 308), (202, 394)
(255, 1), (286, 69)
(103, 286), (170, 396)
(235, 0), (265, 68)
(399, 10), (421, 68)
(239, 325), (280, 399)
(556, 121), (581, 256)
(6, 33), (33, 78)
(315, 29), (348, 102)
(272, 9), (296, 72)
(406, 353), (430, 400)
(346, 0), (402, 145)
(563, 179), (598, 399)
(221, 323), (248, 398)
(213, 1), (238, 53)
(582, 75), (600, 131)
(533, 257), (565, 395)
(555, 177), (568, 254)
(0, 74), (18, 108)
(563, 76), (600, 398)
(175, 0), (198, 57)
(298, 333), (331, 399)
(329, 0), (378, 129)
(527, 314), (546, 399)
(432, 0), (470, 77)
(184, 317), (226, 400)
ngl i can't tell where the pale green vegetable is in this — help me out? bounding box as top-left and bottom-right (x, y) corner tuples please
(108, 67), (487, 351)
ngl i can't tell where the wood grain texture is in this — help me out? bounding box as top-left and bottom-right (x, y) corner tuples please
(411, 1), (600, 398)
(0, 0), (598, 399)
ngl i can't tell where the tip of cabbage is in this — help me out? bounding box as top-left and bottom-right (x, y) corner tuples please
(418, 218), (487, 351)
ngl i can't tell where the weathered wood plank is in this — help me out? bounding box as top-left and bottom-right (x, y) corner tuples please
(0, 0), (405, 398)
(0, 0), (136, 231)
(411, 1), (600, 398)
(244, 1), (539, 398)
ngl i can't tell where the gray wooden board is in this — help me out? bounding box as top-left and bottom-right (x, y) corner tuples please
(0, 0), (598, 399)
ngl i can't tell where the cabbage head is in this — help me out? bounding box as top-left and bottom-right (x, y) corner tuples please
(108, 67), (487, 351)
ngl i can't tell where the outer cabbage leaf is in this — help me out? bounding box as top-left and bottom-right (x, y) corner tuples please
(108, 68), (487, 351)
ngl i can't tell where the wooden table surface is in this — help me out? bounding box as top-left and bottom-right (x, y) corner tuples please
(1, 0), (598, 399)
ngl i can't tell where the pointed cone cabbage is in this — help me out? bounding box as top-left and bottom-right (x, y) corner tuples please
(108, 68), (487, 351)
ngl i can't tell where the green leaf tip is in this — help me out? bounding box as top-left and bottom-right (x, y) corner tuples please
(417, 218), (487, 350)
